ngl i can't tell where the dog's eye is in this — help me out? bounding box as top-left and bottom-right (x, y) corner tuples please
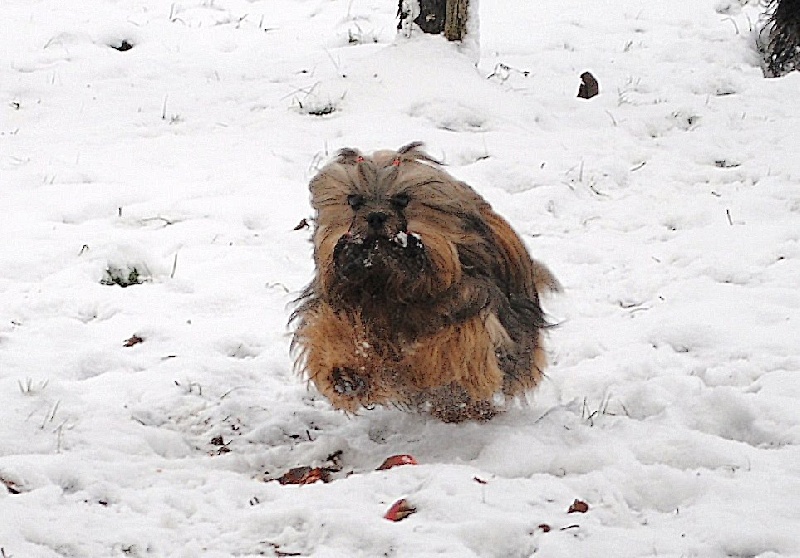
(390, 193), (410, 210)
(347, 194), (364, 210)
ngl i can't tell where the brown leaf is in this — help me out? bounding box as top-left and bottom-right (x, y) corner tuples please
(376, 454), (418, 470)
(538, 523), (552, 533)
(568, 499), (589, 514)
(123, 335), (144, 347)
(293, 218), (310, 231)
(384, 498), (416, 522)
(277, 466), (331, 485)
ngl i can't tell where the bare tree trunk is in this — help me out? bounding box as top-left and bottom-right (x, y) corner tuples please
(444, 0), (470, 42)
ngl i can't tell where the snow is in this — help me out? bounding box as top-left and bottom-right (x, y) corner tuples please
(2, 0), (800, 556)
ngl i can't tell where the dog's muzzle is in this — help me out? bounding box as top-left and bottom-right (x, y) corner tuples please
(333, 230), (426, 282)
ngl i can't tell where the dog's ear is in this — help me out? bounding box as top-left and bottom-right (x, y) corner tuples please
(396, 142), (442, 166)
(397, 141), (425, 155)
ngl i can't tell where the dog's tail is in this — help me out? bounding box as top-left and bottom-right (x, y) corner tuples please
(531, 259), (561, 296)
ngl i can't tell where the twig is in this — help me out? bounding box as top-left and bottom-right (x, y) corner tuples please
(41, 401), (60, 429)
(722, 16), (740, 35)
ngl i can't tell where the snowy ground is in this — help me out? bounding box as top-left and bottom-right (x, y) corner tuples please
(2, 0), (800, 556)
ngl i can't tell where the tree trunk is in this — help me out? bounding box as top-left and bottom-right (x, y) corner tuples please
(444, 0), (470, 42)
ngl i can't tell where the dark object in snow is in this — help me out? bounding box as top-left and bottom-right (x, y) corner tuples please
(101, 266), (146, 288)
(291, 142), (560, 423)
(414, 0), (446, 34)
(384, 498), (416, 521)
(568, 499), (590, 514)
(377, 454), (418, 470)
(305, 103), (336, 117)
(762, 0), (800, 77)
(577, 72), (599, 99)
(110, 39), (134, 52)
(209, 435), (231, 455)
(398, 0), (471, 41)
(1, 476), (22, 495)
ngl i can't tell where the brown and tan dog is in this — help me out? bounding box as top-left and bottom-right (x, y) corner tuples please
(291, 142), (559, 422)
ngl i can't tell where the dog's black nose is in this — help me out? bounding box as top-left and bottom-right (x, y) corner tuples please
(366, 212), (388, 231)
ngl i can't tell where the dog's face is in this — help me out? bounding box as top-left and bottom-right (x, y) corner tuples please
(329, 177), (428, 297)
(309, 142), (486, 305)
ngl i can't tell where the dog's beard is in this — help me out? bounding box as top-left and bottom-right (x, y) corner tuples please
(331, 230), (427, 299)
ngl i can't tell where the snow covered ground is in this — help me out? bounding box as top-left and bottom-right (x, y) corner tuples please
(2, 0), (800, 556)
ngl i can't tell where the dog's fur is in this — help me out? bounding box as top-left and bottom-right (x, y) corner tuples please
(762, 0), (800, 77)
(291, 142), (559, 422)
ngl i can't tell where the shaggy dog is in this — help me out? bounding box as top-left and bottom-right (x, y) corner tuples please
(762, 0), (800, 77)
(291, 143), (559, 422)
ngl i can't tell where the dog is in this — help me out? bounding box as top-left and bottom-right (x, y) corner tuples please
(762, 0), (800, 77)
(291, 142), (559, 422)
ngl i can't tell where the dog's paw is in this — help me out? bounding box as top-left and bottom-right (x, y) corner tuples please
(332, 367), (368, 396)
(416, 384), (499, 423)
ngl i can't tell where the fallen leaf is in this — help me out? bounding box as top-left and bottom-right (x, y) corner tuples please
(377, 454), (418, 470)
(384, 498), (416, 522)
(568, 499), (589, 514)
(538, 523), (552, 533)
(277, 467), (331, 485)
(123, 335), (144, 347)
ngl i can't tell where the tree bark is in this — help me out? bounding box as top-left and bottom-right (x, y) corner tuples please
(444, 0), (470, 42)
